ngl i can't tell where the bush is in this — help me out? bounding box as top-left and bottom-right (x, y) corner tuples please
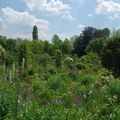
(75, 62), (87, 69)
(81, 74), (94, 85)
(75, 53), (101, 69)
(28, 67), (35, 76)
(102, 36), (120, 76)
(38, 53), (51, 66)
(0, 84), (15, 119)
(48, 76), (64, 90)
(108, 79), (120, 100)
(55, 50), (62, 67)
(78, 72), (96, 86)
(86, 38), (108, 55)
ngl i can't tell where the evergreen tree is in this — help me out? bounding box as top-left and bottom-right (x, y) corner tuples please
(32, 25), (38, 40)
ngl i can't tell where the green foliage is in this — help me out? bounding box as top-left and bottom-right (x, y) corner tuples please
(28, 67), (35, 76)
(0, 26), (120, 119)
(73, 35), (83, 56)
(52, 34), (61, 44)
(80, 74), (94, 85)
(95, 28), (110, 38)
(108, 79), (120, 99)
(32, 25), (38, 40)
(48, 74), (65, 90)
(38, 53), (51, 66)
(75, 53), (101, 69)
(32, 40), (44, 54)
(0, 84), (15, 119)
(64, 57), (74, 68)
(1, 51), (13, 67)
(73, 27), (110, 56)
(102, 36), (120, 75)
(73, 27), (96, 56)
(19, 43), (28, 67)
(0, 44), (5, 56)
(55, 50), (62, 67)
(86, 38), (108, 55)
(60, 39), (72, 54)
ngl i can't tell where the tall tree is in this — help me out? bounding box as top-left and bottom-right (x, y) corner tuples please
(73, 35), (83, 56)
(102, 36), (120, 76)
(82, 26), (96, 46)
(86, 38), (108, 55)
(52, 34), (61, 44)
(95, 28), (110, 38)
(60, 39), (72, 54)
(73, 27), (96, 56)
(32, 25), (38, 40)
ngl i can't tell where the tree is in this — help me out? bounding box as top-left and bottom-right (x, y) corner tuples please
(32, 25), (38, 40)
(73, 35), (83, 56)
(0, 35), (7, 48)
(2, 51), (13, 67)
(82, 27), (96, 44)
(60, 39), (72, 54)
(52, 34), (61, 44)
(5, 39), (16, 52)
(44, 40), (50, 53)
(86, 38), (108, 55)
(102, 36), (120, 76)
(112, 29), (120, 37)
(73, 26), (96, 56)
(32, 40), (44, 54)
(95, 28), (110, 38)
(81, 27), (96, 55)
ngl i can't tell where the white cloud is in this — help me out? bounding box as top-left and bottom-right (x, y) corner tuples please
(25, 0), (74, 20)
(109, 13), (119, 19)
(95, 0), (120, 19)
(0, 7), (49, 39)
(88, 14), (93, 17)
(77, 24), (85, 29)
(62, 12), (74, 21)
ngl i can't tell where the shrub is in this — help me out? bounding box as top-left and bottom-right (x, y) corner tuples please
(38, 53), (51, 66)
(64, 57), (74, 68)
(28, 67), (35, 76)
(55, 50), (62, 67)
(86, 38), (108, 55)
(102, 36), (120, 76)
(78, 73), (95, 86)
(0, 84), (15, 119)
(108, 79), (120, 100)
(48, 74), (65, 90)
(75, 53), (101, 69)
(81, 75), (94, 85)
(75, 62), (87, 69)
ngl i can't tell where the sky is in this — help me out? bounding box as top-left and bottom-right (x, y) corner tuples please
(0, 0), (120, 41)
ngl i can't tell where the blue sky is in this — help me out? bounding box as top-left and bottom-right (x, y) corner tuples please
(0, 0), (120, 41)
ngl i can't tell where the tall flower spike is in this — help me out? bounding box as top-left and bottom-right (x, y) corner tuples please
(12, 63), (15, 79)
(3, 61), (6, 81)
(22, 58), (25, 70)
(9, 70), (12, 82)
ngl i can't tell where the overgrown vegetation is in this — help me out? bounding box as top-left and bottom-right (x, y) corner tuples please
(0, 26), (120, 119)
